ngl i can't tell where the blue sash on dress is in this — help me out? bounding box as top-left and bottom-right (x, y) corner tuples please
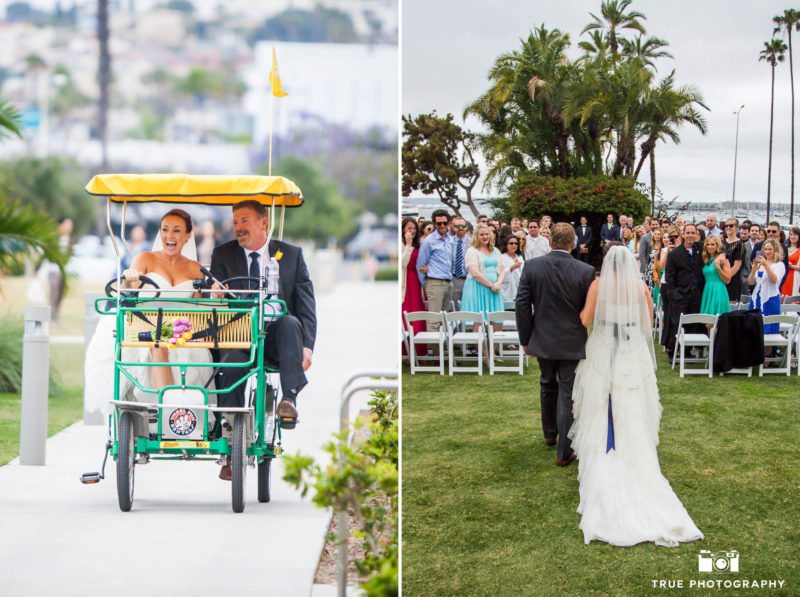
(606, 393), (615, 453)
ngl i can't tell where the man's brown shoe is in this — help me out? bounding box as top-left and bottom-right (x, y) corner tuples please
(219, 464), (232, 481)
(277, 398), (299, 430)
(556, 451), (577, 467)
(544, 437), (557, 447)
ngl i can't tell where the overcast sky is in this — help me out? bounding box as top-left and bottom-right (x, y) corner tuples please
(402, 0), (796, 206)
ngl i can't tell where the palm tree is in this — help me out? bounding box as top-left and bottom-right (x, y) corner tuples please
(0, 99), (22, 140)
(0, 198), (66, 275)
(633, 72), (708, 207)
(619, 35), (673, 70)
(774, 9), (800, 224)
(760, 38), (788, 222)
(582, 0), (647, 56)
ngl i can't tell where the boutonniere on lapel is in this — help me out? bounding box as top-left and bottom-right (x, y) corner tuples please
(274, 250), (284, 262)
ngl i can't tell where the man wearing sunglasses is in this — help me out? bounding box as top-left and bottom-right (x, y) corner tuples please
(450, 216), (469, 305)
(417, 209), (454, 328)
(753, 221), (789, 287)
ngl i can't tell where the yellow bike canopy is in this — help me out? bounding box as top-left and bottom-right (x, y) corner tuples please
(85, 173), (303, 207)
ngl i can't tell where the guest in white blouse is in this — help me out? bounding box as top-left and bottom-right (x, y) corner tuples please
(500, 235), (524, 302)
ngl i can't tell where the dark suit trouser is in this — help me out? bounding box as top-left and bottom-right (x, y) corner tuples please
(537, 358), (579, 461)
(577, 251), (590, 264)
(664, 294), (701, 355)
(217, 315), (307, 408)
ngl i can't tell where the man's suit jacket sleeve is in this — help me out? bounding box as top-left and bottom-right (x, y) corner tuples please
(515, 265), (533, 348)
(210, 245), (229, 282)
(585, 227), (592, 247)
(664, 250), (676, 296)
(638, 235), (651, 274)
(293, 249), (317, 351)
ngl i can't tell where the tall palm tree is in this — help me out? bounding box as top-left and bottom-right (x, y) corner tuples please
(633, 72), (708, 207)
(619, 35), (673, 70)
(760, 38), (788, 222)
(582, 0), (647, 56)
(774, 9), (800, 224)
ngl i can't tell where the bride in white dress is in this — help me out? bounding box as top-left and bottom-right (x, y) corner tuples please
(85, 209), (214, 416)
(569, 246), (703, 547)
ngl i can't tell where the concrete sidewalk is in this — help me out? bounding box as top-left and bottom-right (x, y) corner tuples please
(0, 281), (398, 597)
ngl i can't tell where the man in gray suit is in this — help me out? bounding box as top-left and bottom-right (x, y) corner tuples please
(740, 223), (756, 297)
(515, 223), (596, 466)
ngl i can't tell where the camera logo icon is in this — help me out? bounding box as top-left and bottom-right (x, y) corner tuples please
(698, 550), (739, 573)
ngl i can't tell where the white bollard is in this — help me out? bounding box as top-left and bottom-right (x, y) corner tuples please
(19, 305), (51, 465)
(83, 292), (104, 425)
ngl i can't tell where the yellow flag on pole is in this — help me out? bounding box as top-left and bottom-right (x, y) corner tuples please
(269, 47), (288, 97)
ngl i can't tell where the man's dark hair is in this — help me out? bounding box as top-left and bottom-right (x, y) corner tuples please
(741, 219), (752, 228)
(431, 209), (450, 223)
(233, 199), (268, 218)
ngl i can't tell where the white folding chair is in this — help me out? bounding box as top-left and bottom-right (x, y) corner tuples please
(401, 319), (410, 365)
(485, 311), (523, 375)
(672, 313), (718, 377)
(404, 311), (446, 375)
(443, 311), (486, 375)
(760, 314), (798, 376)
(653, 293), (664, 341)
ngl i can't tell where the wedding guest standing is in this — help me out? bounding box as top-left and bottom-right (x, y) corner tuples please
(417, 210), (454, 330)
(575, 215), (592, 264)
(663, 224), (704, 360)
(644, 227), (664, 303)
(780, 226), (800, 298)
(525, 220), (551, 259)
(450, 216), (470, 306)
(720, 218), (743, 303)
(402, 218), (426, 356)
(699, 235), (731, 318)
(462, 223), (506, 330)
(600, 213), (619, 247)
(748, 239), (786, 334)
(500, 234), (523, 302)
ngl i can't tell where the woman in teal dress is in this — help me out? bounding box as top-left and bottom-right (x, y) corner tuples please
(700, 234), (732, 317)
(461, 223), (506, 330)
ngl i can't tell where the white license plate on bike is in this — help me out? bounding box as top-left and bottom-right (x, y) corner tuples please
(160, 388), (206, 440)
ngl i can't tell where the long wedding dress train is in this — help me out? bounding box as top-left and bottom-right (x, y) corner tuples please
(569, 248), (703, 548)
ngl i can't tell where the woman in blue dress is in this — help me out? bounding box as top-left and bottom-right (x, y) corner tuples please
(461, 223), (506, 330)
(699, 235), (732, 317)
(748, 239), (786, 334)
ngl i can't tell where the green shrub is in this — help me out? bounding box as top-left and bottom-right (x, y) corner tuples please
(284, 390), (398, 596)
(509, 175), (650, 222)
(374, 267), (398, 282)
(0, 313), (61, 395)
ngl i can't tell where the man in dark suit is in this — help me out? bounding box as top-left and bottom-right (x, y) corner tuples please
(575, 215), (592, 263)
(599, 213), (619, 248)
(662, 223), (704, 359)
(210, 200), (317, 443)
(516, 223), (595, 466)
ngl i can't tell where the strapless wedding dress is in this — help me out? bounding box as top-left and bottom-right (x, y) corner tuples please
(84, 273), (214, 416)
(568, 318), (703, 548)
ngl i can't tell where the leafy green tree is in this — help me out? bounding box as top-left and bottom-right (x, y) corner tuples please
(0, 157), (96, 237)
(173, 66), (246, 102)
(402, 112), (480, 217)
(773, 9), (800, 223)
(620, 35), (673, 69)
(251, 6), (357, 44)
(263, 156), (355, 245)
(582, 0), (647, 56)
(0, 196), (67, 278)
(760, 38), (788, 221)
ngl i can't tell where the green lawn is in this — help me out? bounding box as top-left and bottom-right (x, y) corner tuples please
(402, 352), (799, 596)
(0, 387), (84, 465)
(0, 276), (97, 465)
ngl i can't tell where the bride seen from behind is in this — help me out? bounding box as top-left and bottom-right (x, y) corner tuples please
(569, 245), (703, 548)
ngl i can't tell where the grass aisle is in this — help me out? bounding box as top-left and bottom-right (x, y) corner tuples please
(402, 353), (799, 595)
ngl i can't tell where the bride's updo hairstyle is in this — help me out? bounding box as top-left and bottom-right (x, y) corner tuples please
(550, 222), (575, 251)
(161, 209), (193, 233)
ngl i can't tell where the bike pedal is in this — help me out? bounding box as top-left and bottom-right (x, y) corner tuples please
(80, 472), (102, 484)
(278, 416), (298, 430)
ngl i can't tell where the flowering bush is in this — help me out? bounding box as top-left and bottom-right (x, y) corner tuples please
(509, 175), (649, 222)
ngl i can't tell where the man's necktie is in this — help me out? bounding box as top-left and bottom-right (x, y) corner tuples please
(455, 240), (464, 277)
(249, 252), (260, 289)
